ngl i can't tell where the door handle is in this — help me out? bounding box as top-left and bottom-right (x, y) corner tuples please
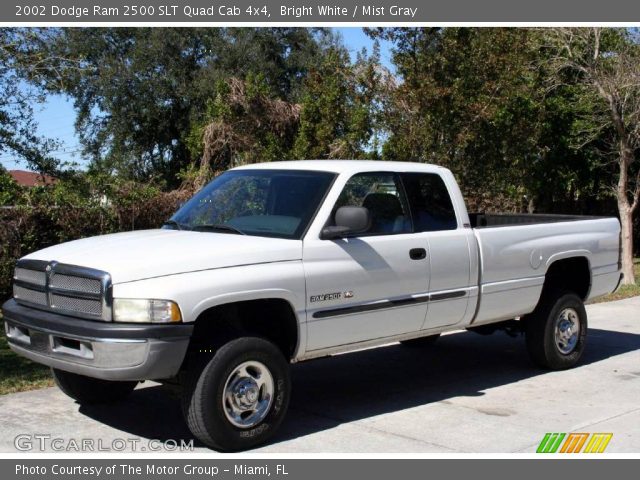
(409, 248), (427, 260)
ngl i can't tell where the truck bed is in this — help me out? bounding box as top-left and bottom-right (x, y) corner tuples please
(469, 215), (621, 326)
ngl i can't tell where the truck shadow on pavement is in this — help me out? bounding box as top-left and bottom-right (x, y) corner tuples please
(78, 327), (640, 450)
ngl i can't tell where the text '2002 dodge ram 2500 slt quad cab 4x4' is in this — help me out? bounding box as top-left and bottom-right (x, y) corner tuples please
(3, 161), (622, 451)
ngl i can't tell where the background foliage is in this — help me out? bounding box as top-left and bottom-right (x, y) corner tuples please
(0, 167), (193, 300)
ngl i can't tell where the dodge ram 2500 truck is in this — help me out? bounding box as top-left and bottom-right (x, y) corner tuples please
(2, 161), (622, 451)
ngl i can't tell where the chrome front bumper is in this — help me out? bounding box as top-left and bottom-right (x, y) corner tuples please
(2, 299), (193, 381)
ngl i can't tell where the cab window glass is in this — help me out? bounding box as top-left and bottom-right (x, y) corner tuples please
(401, 173), (458, 231)
(334, 172), (411, 235)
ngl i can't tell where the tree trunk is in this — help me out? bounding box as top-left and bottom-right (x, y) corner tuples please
(527, 197), (536, 214)
(616, 140), (636, 285)
(619, 207), (635, 284)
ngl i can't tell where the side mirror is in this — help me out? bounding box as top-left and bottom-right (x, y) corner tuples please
(321, 206), (371, 240)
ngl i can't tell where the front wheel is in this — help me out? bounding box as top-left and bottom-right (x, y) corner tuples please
(181, 337), (291, 451)
(524, 292), (587, 370)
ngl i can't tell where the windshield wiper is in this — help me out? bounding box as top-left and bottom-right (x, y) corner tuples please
(162, 220), (184, 230)
(191, 223), (246, 235)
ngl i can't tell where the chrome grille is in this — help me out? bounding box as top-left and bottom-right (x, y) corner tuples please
(12, 260), (112, 321)
(50, 273), (101, 294)
(14, 268), (47, 287)
(50, 294), (103, 316)
(13, 284), (48, 306)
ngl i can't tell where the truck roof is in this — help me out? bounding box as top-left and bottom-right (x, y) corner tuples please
(231, 160), (447, 175)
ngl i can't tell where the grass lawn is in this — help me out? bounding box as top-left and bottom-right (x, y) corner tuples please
(0, 258), (638, 395)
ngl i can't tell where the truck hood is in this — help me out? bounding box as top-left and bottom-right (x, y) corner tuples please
(23, 229), (302, 284)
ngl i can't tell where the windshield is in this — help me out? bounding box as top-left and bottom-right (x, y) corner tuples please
(167, 169), (336, 239)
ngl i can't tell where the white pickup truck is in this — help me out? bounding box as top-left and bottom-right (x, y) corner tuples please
(3, 161), (622, 451)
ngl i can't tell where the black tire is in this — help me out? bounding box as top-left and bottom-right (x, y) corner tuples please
(400, 334), (440, 348)
(52, 368), (137, 404)
(524, 292), (587, 370)
(181, 337), (291, 452)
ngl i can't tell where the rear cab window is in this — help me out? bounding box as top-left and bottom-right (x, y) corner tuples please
(400, 172), (458, 232)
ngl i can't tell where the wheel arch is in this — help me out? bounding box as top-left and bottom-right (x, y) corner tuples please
(187, 295), (301, 361)
(541, 254), (592, 301)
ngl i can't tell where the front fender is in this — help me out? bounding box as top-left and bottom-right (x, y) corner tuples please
(111, 261), (306, 324)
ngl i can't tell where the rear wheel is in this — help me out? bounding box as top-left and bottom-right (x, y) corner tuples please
(181, 337), (290, 452)
(400, 334), (440, 348)
(52, 369), (137, 404)
(524, 292), (587, 370)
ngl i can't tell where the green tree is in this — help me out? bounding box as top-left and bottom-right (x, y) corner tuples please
(0, 166), (21, 205)
(0, 28), (59, 174)
(189, 73), (301, 187)
(292, 44), (386, 160)
(367, 27), (611, 213)
(187, 41), (387, 185)
(547, 28), (640, 284)
(28, 28), (329, 185)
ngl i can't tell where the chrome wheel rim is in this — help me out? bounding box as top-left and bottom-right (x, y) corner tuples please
(554, 308), (580, 355)
(222, 360), (274, 428)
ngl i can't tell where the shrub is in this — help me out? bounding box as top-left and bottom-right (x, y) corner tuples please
(0, 174), (194, 301)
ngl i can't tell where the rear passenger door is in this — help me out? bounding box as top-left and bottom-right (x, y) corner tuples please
(400, 172), (475, 329)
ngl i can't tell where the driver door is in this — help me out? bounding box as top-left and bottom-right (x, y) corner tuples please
(302, 172), (431, 352)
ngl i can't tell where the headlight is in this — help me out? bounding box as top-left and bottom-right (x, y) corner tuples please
(113, 299), (182, 323)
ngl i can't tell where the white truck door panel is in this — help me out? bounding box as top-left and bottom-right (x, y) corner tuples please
(303, 233), (430, 351)
(421, 229), (476, 329)
(398, 171), (476, 330)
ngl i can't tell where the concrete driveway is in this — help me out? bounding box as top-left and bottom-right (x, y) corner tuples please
(1, 296), (639, 453)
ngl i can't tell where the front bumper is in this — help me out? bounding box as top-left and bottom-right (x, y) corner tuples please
(2, 299), (193, 381)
